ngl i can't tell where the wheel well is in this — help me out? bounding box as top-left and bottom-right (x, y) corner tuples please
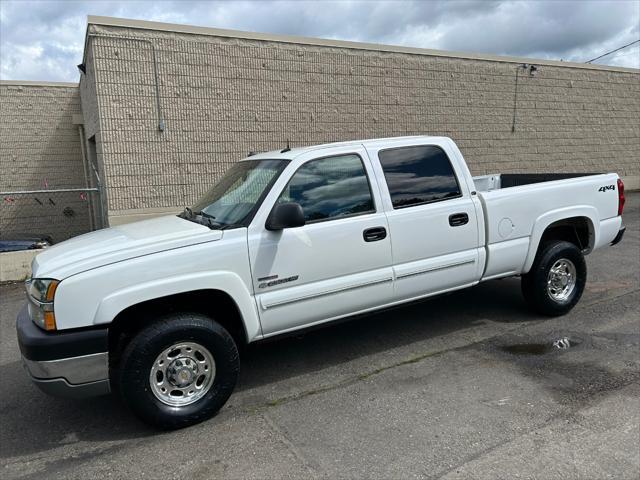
(107, 290), (247, 368)
(539, 217), (593, 253)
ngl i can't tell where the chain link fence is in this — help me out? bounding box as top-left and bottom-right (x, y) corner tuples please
(0, 188), (103, 244)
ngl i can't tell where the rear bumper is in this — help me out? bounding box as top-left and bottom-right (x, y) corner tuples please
(16, 305), (110, 398)
(611, 225), (626, 246)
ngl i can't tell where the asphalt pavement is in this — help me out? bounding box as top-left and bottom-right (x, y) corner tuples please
(1, 193), (638, 480)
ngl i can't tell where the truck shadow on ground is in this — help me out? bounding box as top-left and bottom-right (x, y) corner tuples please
(237, 277), (538, 392)
(0, 277), (540, 458)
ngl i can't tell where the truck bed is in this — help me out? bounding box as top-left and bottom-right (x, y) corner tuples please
(474, 172), (622, 281)
(473, 173), (601, 192)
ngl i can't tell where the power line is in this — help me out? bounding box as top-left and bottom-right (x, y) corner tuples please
(612, 50), (640, 59)
(585, 39), (640, 63)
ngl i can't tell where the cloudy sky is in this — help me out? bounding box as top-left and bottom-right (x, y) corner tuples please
(1, 0), (638, 82)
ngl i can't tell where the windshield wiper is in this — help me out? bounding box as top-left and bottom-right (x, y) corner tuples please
(179, 208), (243, 230)
(179, 207), (222, 229)
(194, 210), (215, 220)
(193, 210), (223, 229)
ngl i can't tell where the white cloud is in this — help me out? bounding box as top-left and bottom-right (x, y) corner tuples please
(0, 0), (638, 82)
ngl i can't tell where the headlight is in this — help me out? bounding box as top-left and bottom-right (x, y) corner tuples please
(25, 278), (59, 331)
(27, 278), (59, 303)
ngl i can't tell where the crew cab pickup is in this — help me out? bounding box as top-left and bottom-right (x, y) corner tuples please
(17, 136), (626, 428)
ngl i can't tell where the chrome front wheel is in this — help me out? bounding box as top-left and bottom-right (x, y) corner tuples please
(149, 341), (216, 407)
(117, 313), (239, 429)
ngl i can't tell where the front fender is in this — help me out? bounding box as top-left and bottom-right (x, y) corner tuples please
(92, 271), (262, 342)
(522, 205), (598, 273)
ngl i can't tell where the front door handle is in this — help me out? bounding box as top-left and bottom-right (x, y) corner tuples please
(363, 226), (387, 242)
(449, 213), (469, 227)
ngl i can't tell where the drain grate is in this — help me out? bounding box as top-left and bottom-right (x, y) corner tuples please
(553, 337), (571, 349)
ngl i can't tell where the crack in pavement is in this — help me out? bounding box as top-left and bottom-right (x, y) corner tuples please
(261, 411), (323, 479)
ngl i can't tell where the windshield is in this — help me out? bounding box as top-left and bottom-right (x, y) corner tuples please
(182, 159), (288, 228)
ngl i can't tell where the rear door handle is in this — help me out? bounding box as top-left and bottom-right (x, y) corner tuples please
(363, 226), (387, 242)
(449, 213), (469, 227)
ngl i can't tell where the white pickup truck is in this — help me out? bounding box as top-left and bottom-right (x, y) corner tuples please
(17, 136), (626, 428)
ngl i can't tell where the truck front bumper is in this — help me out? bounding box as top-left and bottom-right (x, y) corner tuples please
(16, 305), (110, 398)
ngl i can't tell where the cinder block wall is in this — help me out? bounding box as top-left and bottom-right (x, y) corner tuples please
(82, 18), (640, 224)
(0, 82), (93, 242)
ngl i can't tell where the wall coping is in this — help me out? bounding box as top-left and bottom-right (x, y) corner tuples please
(87, 15), (639, 74)
(0, 80), (79, 87)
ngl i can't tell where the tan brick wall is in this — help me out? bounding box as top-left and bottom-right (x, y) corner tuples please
(82, 21), (640, 219)
(0, 82), (94, 242)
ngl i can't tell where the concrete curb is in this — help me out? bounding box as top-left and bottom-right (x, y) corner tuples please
(0, 250), (37, 282)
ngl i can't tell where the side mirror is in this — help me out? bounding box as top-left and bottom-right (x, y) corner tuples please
(266, 202), (305, 231)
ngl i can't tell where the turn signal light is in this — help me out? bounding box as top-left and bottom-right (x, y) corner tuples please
(44, 311), (57, 331)
(45, 281), (59, 302)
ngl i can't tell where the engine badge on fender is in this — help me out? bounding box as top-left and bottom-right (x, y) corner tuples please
(258, 275), (299, 289)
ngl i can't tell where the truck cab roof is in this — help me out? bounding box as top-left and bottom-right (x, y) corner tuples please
(242, 135), (453, 161)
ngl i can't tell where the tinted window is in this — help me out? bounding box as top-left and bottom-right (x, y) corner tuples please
(378, 145), (461, 208)
(278, 154), (374, 222)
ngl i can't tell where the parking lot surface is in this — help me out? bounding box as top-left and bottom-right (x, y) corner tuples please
(1, 193), (638, 480)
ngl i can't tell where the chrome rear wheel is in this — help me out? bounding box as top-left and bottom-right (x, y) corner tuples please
(522, 241), (586, 317)
(546, 258), (577, 302)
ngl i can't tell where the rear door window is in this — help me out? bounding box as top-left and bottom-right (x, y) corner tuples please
(378, 145), (461, 209)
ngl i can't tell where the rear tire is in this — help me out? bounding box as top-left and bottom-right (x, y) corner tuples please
(116, 313), (239, 429)
(521, 240), (586, 316)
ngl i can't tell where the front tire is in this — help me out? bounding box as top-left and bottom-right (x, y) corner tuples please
(521, 240), (586, 316)
(116, 313), (239, 429)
